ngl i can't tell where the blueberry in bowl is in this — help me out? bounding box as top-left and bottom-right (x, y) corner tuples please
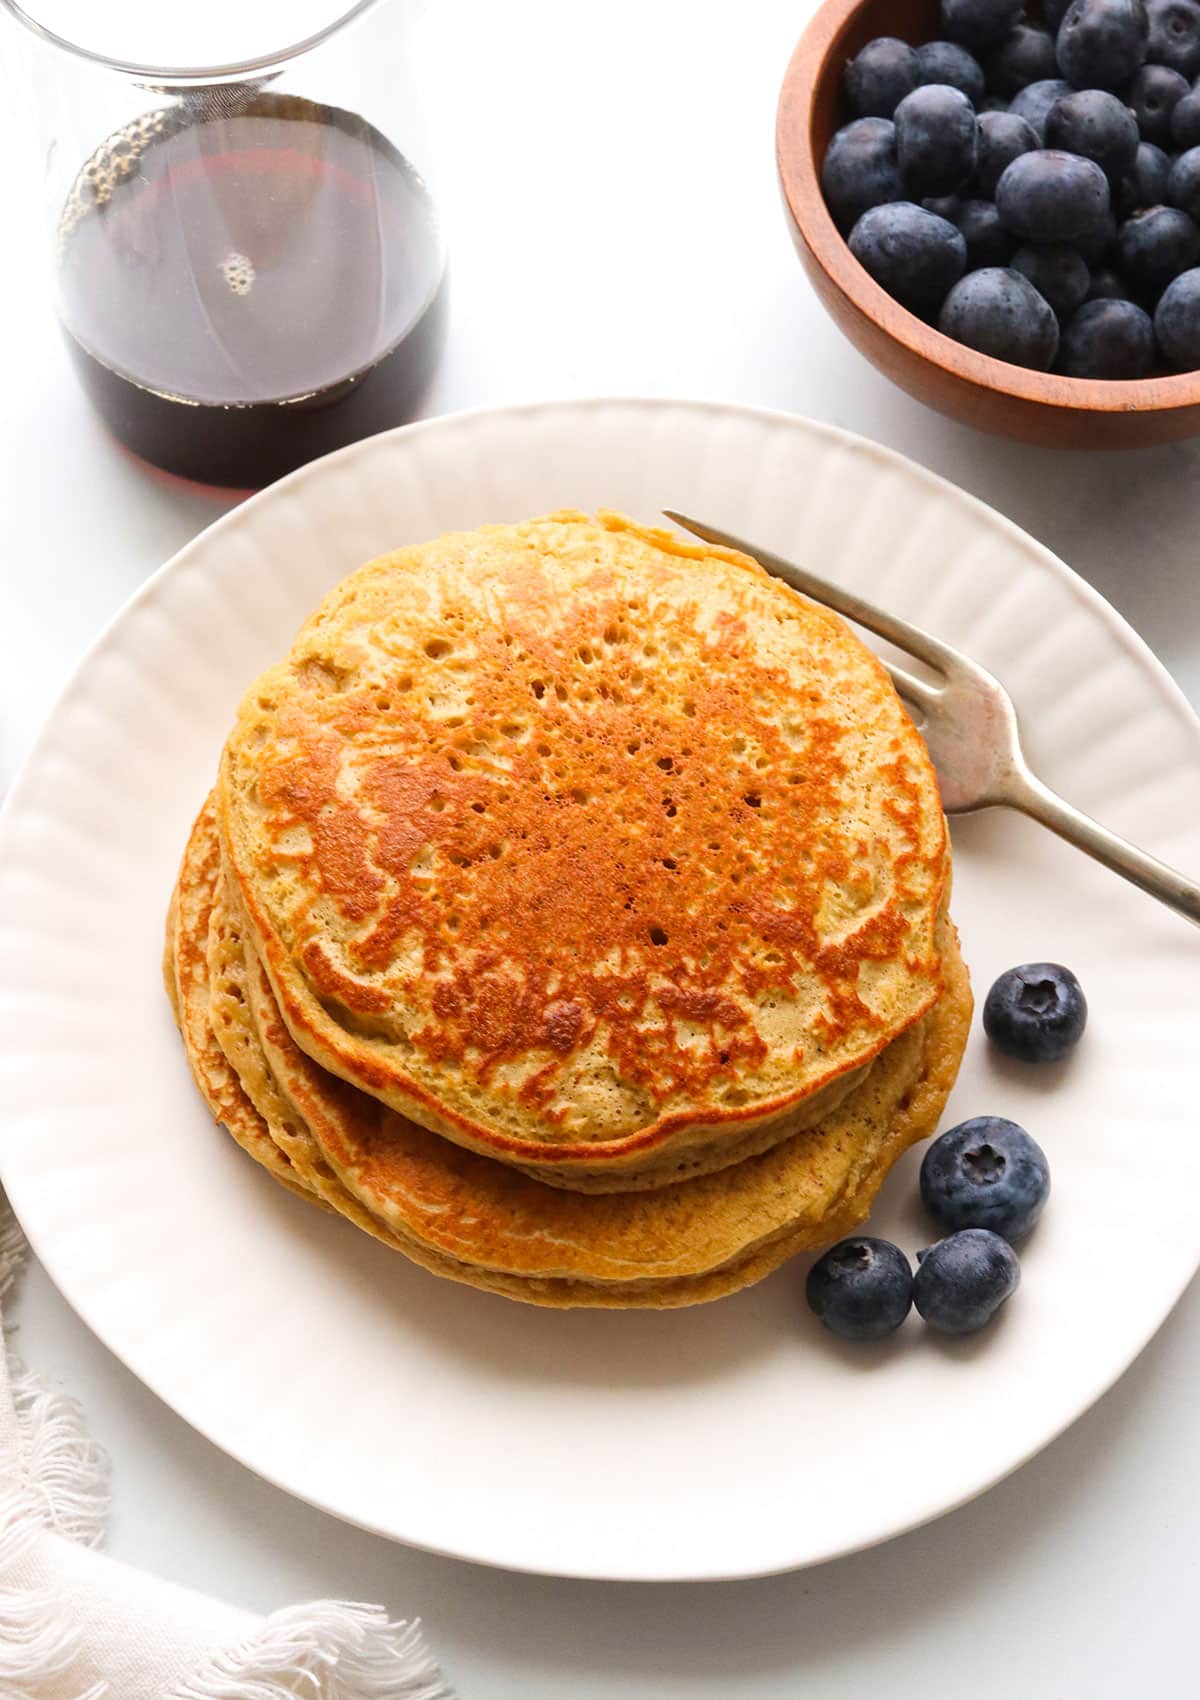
(850, 201), (968, 311)
(821, 115), (904, 231)
(1008, 75), (1073, 139)
(1043, 87), (1139, 179)
(1060, 294), (1157, 369)
(778, 0), (1200, 442)
(895, 82), (980, 191)
(845, 35), (922, 115)
(1011, 242), (1092, 316)
(939, 262), (1061, 360)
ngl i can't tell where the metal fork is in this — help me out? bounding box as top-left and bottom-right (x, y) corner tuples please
(665, 511), (1200, 929)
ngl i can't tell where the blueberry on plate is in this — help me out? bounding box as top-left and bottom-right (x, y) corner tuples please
(920, 1116), (1051, 1241)
(914, 1230), (1021, 1335)
(822, 118), (904, 233)
(849, 202), (968, 314)
(1008, 77), (1072, 142)
(895, 84), (979, 195)
(983, 961), (1088, 1061)
(996, 149), (1111, 242)
(1012, 243), (1091, 317)
(806, 1237), (914, 1341)
(1044, 88), (1139, 181)
(941, 0), (1024, 52)
(1172, 84), (1200, 148)
(1056, 0), (1149, 92)
(1146, 0), (1200, 76)
(1084, 263), (1130, 297)
(1154, 263), (1200, 361)
(915, 39), (988, 105)
(1167, 144), (1200, 220)
(1126, 64), (1190, 146)
(984, 23), (1059, 95)
(1061, 295), (1157, 370)
(954, 197), (1016, 265)
(845, 37), (920, 119)
(1114, 140), (1172, 216)
(1116, 203), (1200, 296)
(939, 266), (1060, 365)
(974, 108), (1039, 196)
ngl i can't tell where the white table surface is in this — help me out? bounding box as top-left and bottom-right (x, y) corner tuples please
(2, 2), (1198, 1694)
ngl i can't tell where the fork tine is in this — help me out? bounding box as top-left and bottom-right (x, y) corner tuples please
(886, 661), (942, 718)
(664, 510), (962, 675)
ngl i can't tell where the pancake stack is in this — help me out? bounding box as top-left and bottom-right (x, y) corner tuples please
(166, 511), (971, 1307)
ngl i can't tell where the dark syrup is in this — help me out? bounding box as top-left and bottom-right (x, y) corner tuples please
(57, 93), (446, 488)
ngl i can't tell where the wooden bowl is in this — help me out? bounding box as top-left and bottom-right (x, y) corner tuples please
(777, 0), (1200, 447)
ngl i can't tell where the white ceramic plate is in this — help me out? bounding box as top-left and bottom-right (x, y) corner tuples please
(1, 400), (1198, 1581)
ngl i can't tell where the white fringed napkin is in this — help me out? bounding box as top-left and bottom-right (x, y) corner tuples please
(0, 1197), (454, 1700)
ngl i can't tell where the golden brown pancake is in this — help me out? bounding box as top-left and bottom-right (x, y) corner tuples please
(219, 511), (949, 1189)
(166, 799), (323, 1209)
(167, 807), (972, 1307)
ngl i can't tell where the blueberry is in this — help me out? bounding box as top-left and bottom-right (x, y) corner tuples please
(1061, 295), (1157, 368)
(1056, 0), (1149, 91)
(1172, 84), (1200, 147)
(1167, 143), (1200, 219)
(939, 265), (1061, 365)
(1012, 243), (1092, 316)
(985, 24), (1059, 95)
(915, 39), (988, 104)
(1044, 88), (1140, 180)
(954, 196), (1017, 263)
(849, 201), (968, 314)
(1146, 0), (1200, 75)
(896, 84), (979, 194)
(996, 149), (1111, 242)
(1073, 204), (1118, 262)
(1116, 203), (1200, 295)
(1086, 262), (1132, 295)
(983, 962), (1088, 1061)
(1126, 64), (1190, 146)
(913, 1230), (1020, 1335)
(806, 1237), (913, 1341)
(974, 109), (1039, 196)
(1154, 262), (1200, 360)
(845, 37), (921, 119)
(921, 1117), (1051, 1241)
(1009, 78), (1073, 141)
(1115, 139), (1173, 214)
(823, 118), (904, 232)
(923, 193), (964, 218)
(941, 0), (1024, 52)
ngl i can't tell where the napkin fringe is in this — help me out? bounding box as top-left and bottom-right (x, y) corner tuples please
(0, 1202), (26, 1304)
(0, 1486), (101, 1700)
(0, 1198), (452, 1700)
(168, 1603), (454, 1700)
(0, 1202), (112, 1699)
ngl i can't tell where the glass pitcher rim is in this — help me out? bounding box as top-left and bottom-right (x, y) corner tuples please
(0, 0), (386, 81)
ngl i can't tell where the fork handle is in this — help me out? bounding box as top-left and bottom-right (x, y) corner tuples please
(1005, 768), (1200, 928)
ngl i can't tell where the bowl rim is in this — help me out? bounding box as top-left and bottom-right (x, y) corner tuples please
(776, 0), (1200, 418)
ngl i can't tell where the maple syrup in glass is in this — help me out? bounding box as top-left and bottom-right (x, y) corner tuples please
(56, 89), (446, 487)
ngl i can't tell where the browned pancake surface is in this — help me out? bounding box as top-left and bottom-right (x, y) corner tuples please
(221, 512), (948, 1185)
